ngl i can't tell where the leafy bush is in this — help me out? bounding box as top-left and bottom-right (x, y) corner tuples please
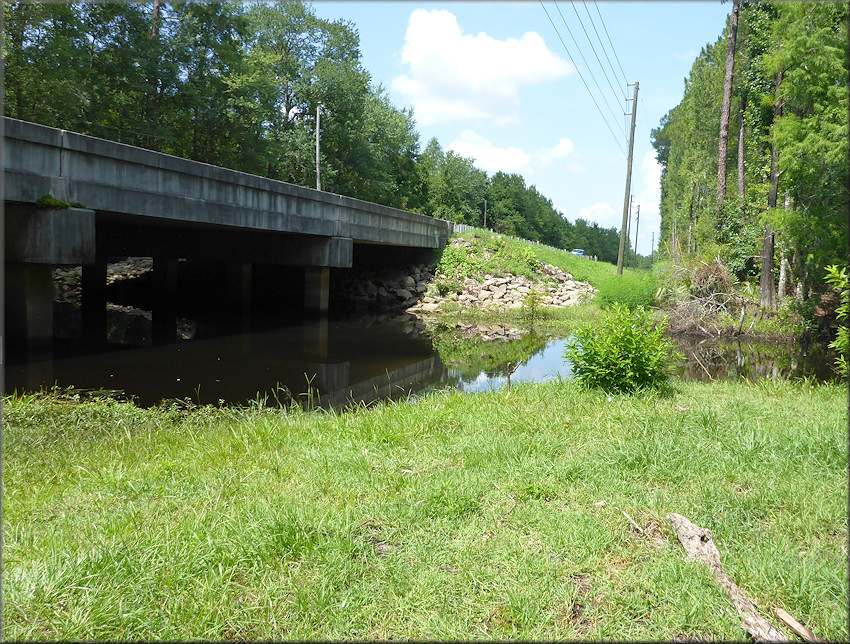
(564, 304), (677, 393)
(824, 264), (848, 379)
(518, 287), (550, 323)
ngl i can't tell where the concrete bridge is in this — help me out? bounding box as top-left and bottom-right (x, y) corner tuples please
(4, 117), (453, 353)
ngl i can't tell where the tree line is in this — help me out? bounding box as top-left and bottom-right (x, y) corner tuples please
(3, 1), (627, 263)
(651, 1), (847, 306)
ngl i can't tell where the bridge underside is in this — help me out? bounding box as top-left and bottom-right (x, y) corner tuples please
(5, 202), (439, 357)
(4, 118), (451, 357)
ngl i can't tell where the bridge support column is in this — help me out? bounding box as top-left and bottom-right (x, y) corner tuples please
(5, 263), (54, 358)
(152, 256), (178, 344)
(81, 259), (108, 345)
(304, 267), (330, 317)
(226, 261), (252, 332)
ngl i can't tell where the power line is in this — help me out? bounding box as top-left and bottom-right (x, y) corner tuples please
(569, 0), (627, 135)
(582, 1), (627, 102)
(593, 1), (630, 88)
(553, 1), (626, 143)
(539, 1), (627, 157)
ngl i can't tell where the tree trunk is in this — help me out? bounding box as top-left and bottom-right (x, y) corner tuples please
(737, 95), (747, 197)
(760, 224), (775, 310)
(777, 190), (792, 300)
(759, 70), (783, 311)
(777, 254), (789, 300)
(151, 0), (162, 37)
(717, 0), (740, 211)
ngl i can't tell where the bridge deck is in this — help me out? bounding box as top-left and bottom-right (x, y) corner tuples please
(3, 117), (452, 253)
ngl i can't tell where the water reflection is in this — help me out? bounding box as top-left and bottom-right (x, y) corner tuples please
(5, 315), (835, 410)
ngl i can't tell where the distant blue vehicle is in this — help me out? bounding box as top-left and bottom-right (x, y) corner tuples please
(571, 249), (585, 256)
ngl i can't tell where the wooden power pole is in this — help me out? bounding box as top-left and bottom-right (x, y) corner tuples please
(633, 203), (640, 264)
(316, 104), (322, 191)
(617, 82), (639, 275)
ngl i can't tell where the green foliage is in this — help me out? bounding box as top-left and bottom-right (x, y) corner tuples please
(564, 304), (677, 393)
(594, 271), (658, 309)
(435, 233), (542, 282)
(518, 287), (550, 324)
(824, 265), (848, 379)
(35, 194), (71, 209)
(653, 2), (848, 307)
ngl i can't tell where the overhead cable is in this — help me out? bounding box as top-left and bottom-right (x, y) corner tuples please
(539, 0), (627, 157)
(593, 1), (630, 88)
(570, 0), (628, 124)
(552, 1), (627, 143)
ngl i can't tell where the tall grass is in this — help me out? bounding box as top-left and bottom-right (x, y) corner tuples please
(4, 378), (846, 640)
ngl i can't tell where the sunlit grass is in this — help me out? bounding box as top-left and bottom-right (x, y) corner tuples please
(4, 378), (846, 640)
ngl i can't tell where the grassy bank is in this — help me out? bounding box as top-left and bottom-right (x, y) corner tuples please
(4, 378), (846, 640)
(435, 229), (657, 310)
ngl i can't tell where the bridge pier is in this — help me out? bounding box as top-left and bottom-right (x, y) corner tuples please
(304, 267), (330, 317)
(225, 261), (252, 332)
(5, 263), (54, 358)
(152, 256), (178, 344)
(5, 204), (95, 358)
(81, 259), (108, 345)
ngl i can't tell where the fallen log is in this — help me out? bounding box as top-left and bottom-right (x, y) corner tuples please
(667, 513), (785, 642)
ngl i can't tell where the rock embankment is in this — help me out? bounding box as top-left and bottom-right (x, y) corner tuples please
(331, 264), (435, 313)
(407, 263), (596, 315)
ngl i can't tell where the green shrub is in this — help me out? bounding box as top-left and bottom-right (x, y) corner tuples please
(824, 264), (848, 379)
(564, 303), (677, 393)
(518, 287), (550, 323)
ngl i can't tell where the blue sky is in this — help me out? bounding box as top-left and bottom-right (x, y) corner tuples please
(311, 1), (732, 255)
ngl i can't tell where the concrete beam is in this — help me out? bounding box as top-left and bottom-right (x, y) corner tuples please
(5, 204), (95, 265)
(97, 225), (353, 268)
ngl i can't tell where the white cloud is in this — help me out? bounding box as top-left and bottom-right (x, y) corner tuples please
(392, 9), (572, 126)
(538, 137), (576, 166)
(579, 202), (620, 229)
(449, 131), (531, 174)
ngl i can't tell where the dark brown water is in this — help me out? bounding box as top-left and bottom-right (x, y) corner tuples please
(5, 316), (836, 409)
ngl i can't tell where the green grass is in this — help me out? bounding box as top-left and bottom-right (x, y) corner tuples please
(4, 378), (847, 640)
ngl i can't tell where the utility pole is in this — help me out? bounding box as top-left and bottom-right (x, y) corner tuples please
(625, 195), (634, 269)
(617, 81), (639, 275)
(315, 104), (322, 191)
(633, 204), (640, 266)
(484, 199), (487, 229)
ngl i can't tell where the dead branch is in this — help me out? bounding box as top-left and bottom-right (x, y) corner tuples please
(667, 513), (785, 642)
(774, 608), (825, 643)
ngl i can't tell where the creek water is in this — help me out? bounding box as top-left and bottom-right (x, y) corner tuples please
(5, 313), (834, 409)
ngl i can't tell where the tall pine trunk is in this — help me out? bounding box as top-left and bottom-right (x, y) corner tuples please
(737, 95), (747, 197)
(760, 70), (784, 311)
(717, 0), (740, 211)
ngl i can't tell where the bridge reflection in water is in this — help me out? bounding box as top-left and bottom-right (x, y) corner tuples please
(5, 319), (448, 410)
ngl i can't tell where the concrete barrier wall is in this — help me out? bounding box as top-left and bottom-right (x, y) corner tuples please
(3, 117), (452, 249)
